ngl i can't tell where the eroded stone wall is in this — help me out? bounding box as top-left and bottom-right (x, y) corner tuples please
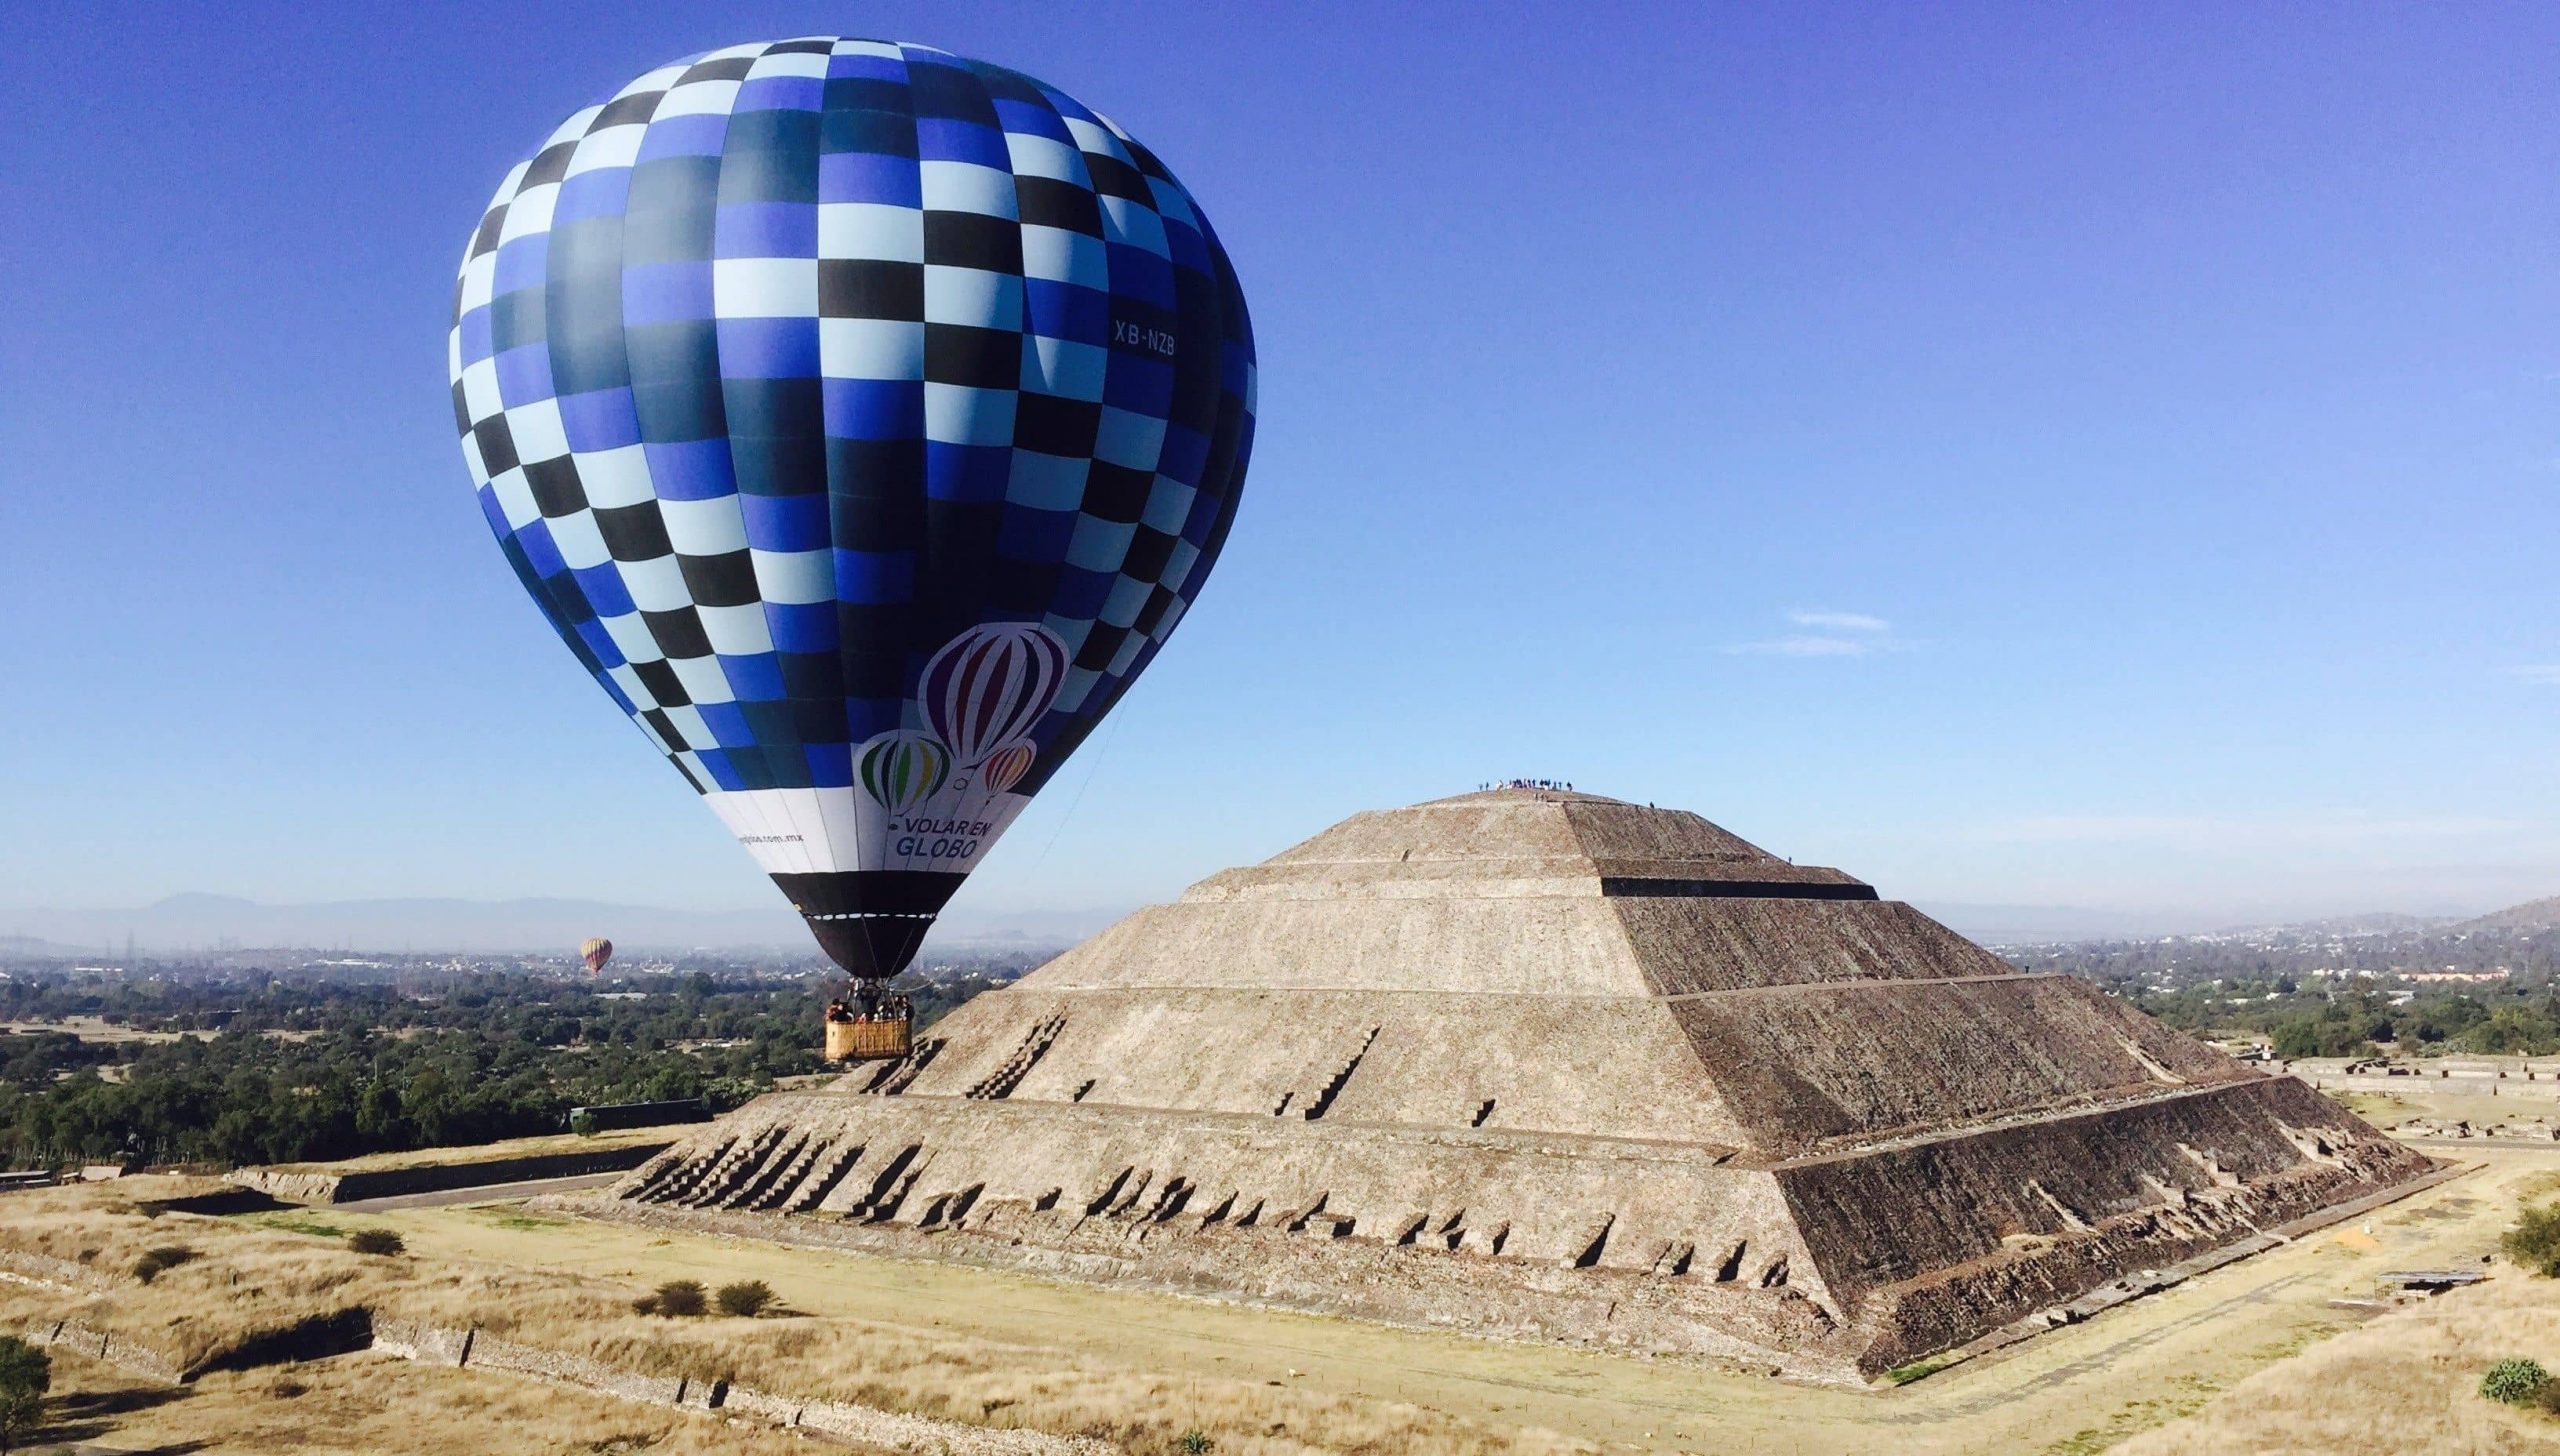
(872, 986), (1742, 1144)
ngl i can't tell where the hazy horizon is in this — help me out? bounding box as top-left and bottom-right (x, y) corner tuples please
(2, 874), (2540, 960)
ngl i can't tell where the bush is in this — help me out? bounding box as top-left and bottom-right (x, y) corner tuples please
(1176, 1433), (1214, 1454)
(567, 1109), (598, 1138)
(2504, 1205), (2560, 1278)
(131, 1245), (197, 1285)
(2483, 1357), (2550, 1406)
(347, 1229), (405, 1257)
(649, 1279), (706, 1317)
(714, 1280), (775, 1317)
(0, 1335), (50, 1452)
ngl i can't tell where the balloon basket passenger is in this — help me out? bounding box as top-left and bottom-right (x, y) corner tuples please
(825, 984), (914, 1063)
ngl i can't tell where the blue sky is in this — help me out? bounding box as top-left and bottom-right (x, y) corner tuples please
(3, 1), (2554, 930)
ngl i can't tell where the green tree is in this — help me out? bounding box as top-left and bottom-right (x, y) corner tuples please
(651, 1280), (707, 1317)
(0, 1335), (51, 1453)
(2503, 1204), (2560, 1278)
(2483, 1357), (2550, 1406)
(715, 1280), (775, 1317)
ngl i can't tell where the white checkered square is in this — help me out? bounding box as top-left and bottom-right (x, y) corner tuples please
(819, 202), (924, 263)
(924, 384), (1017, 446)
(918, 161), (1016, 218)
(821, 318), (924, 379)
(714, 257), (819, 312)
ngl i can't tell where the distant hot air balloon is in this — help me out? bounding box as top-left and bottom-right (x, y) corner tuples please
(579, 937), (613, 976)
(451, 39), (1254, 982)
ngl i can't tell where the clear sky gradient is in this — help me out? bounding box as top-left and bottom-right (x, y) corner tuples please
(4, 1), (2554, 929)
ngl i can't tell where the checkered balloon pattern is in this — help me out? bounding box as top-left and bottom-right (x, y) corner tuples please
(450, 39), (1254, 976)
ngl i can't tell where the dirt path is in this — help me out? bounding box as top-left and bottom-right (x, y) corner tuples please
(336, 1148), (2551, 1455)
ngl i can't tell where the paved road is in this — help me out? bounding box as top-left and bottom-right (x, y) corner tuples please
(334, 1170), (624, 1212)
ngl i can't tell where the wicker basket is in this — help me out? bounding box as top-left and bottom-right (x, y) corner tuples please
(825, 1017), (912, 1063)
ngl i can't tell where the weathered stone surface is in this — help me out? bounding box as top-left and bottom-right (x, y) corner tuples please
(602, 788), (2436, 1381)
(0, 1248), (113, 1292)
(230, 1143), (671, 1205)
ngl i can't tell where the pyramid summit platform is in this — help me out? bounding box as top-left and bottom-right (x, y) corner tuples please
(594, 788), (2436, 1381)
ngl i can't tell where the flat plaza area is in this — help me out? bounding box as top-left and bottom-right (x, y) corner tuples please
(297, 1138), (2553, 1454)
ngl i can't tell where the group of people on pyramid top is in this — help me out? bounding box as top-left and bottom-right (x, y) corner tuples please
(1482, 778), (1574, 792)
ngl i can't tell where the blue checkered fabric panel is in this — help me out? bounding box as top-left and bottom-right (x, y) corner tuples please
(450, 39), (1255, 799)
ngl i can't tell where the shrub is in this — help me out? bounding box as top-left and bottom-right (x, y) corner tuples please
(0, 1335), (50, 1453)
(629, 1294), (658, 1316)
(347, 1229), (405, 1257)
(715, 1280), (775, 1317)
(1176, 1433), (1214, 1454)
(650, 1280), (706, 1317)
(567, 1109), (599, 1138)
(2506, 1205), (2560, 1278)
(131, 1245), (197, 1284)
(2482, 1357), (2550, 1406)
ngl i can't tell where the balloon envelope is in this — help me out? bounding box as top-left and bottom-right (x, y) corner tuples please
(579, 937), (614, 975)
(451, 39), (1254, 978)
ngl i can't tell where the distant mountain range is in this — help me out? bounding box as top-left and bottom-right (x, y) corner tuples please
(2454, 896), (2560, 934)
(4, 887), (2549, 961)
(0, 892), (1113, 959)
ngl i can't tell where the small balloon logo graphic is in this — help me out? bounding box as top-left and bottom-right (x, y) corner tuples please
(858, 732), (949, 815)
(981, 742), (1038, 794)
(922, 624), (1069, 768)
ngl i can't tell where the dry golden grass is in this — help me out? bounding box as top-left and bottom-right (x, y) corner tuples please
(23, 1346), (857, 1456)
(0, 1177), (1578, 1455)
(0, 1177), (413, 1369)
(2117, 1272), (2560, 1456)
(376, 1269), (1584, 1455)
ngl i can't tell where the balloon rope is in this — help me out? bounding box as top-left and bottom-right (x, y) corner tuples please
(1024, 714), (1124, 874)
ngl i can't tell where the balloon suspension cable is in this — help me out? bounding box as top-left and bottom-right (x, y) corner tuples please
(1025, 714), (1125, 875)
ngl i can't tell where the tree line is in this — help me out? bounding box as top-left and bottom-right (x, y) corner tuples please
(0, 966), (1004, 1168)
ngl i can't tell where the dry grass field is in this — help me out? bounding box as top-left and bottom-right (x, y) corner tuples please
(11, 1117), (2560, 1453)
(19, 1344), (835, 1455)
(2116, 1269), (2560, 1455)
(0, 1177), (1582, 1455)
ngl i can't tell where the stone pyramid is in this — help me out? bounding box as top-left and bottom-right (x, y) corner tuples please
(598, 789), (2435, 1381)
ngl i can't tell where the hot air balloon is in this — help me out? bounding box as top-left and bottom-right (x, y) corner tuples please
(579, 937), (614, 976)
(450, 39), (1254, 993)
